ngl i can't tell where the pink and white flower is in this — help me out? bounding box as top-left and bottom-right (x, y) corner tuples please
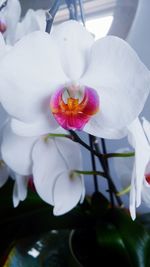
(0, 20), (149, 139)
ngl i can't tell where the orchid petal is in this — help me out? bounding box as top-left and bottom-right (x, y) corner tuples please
(141, 179), (150, 208)
(53, 172), (83, 215)
(12, 174), (28, 207)
(52, 20), (94, 80)
(32, 138), (62, 206)
(11, 114), (58, 137)
(0, 104), (8, 131)
(13, 181), (19, 208)
(34, 9), (46, 31)
(84, 119), (127, 139)
(15, 9), (46, 41)
(0, 33), (6, 57)
(127, 118), (150, 208)
(142, 117), (150, 143)
(15, 9), (42, 41)
(3, 0), (21, 44)
(32, 137), (84, 210)
(1, 123), (37, 175)
(81, 36), (150, 135)
(0, 31), (68, 124)
(129, 166), (136, 220)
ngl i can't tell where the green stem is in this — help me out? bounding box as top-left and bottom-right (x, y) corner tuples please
(73, 170), (107, 179)
(103, 152), (135, 159)
(47, 133), (72, 139)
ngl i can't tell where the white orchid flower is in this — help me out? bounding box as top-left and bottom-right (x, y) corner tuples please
(15, 8), (47, 42)
(114, 118), (150, 220)
(0, 0), (21, 44)
(1, 123), (85, 215)
(0, 20), (149, 139)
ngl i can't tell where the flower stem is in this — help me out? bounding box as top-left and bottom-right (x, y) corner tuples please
(47, 133), (72, 139)
(103, 152), (135, 158)
(73, 170), (107, 178)
(70, 131), (134, 159)
(45, 0), (61, 33)
(78, 0), (85, 25)
(101, 138), (114, 207)
(66, 0), (78, 20)
(89, 135), (99, 193)
(116, 185), (131, 196)
(69, 131), (100, 157)
(93, 138), (124, 208)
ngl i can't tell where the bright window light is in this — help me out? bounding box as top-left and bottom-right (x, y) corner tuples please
(86, 15), (114, 40)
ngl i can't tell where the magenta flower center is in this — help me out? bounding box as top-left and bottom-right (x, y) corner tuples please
(50, 84), (99, 130)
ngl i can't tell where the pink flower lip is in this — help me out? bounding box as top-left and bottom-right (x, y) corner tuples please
(50, 85), (99, 130)
(0, 20), (7, 33)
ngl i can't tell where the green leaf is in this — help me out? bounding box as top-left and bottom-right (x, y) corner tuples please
(108, 208), (150, 267)
(96, 221), (132, 267)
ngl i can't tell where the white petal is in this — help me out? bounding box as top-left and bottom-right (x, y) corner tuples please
(12, 174), (28, 207)
(54, 137), (83, 171)
(4, 0), (21, 44)
(13, 181), (19, 207)
(0, 31), (68, 123)
(0, 161), (9, 187)
(142, 117), (150, 144)
(80, 176), (86, 203)
(53, 172), (83, 216)
(0, 104), (8, 131)
(129, 166), (136, 220)
(127, 118), (150, 208)
(0, 33), (6, 58)
(1, 123), (37, 175)
(11, 114), (58, 137)
(32, 137), (83, 208)
(81, 36), (150, 133)
(84, 119), (127, 139)
(141, 179), (150, 208)
(32, 138), (66, 206)
(52, 20), (94, 80)
(34, 9), (46, 31)
(15, 9), (46, 41)
(16, 174), (28, 201)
